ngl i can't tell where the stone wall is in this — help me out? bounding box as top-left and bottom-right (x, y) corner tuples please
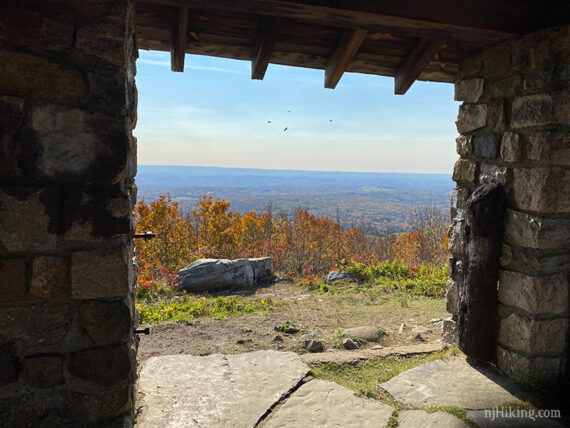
(447, 26), (569, 384)
(0, 0), (138, 425)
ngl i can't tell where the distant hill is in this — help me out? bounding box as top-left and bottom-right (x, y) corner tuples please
(136, 165), (453, 235)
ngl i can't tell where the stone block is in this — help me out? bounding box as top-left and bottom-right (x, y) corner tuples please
(0, 305), (71, 348)
(442, 318), (458, 345)
(450, 187), (470, 220)
(457, 54), (482, 79)
(498, 313), (567, 354)
(479, 164), (508, 186)
(75, 4), (129, 66)
(454, 78), (484, 103)
(486, 103), (505, 133)
(0, 342), (20, 386)
(481, 74), (522, 102)
(447, 220), (466, 257)
(63, 191), (131, 241)
(455, 104), (487, 134)
(64, 387), (132, 424)
(512, 167), (570, 213)
(455, 136), (472, 156)
(482, 43), (511, 78)
(504, 209), (570, 250)
(473, 133), (501, 159)
(24, 355), (65, 388)
(28, 105), (129, 183)
(526, 131), (570, 166)
(497, 346), (566, 384)
(498, 270), (568, 315)
(500, 132), (523, 163)
(0, 6), (74, 51)
(452, 159), (477, 184)
(502, 245), (570, 275)
(0, 50), (87, 100)
(68, 344), (132, 386)
(30, 257), (67, 301)
(445, 279), (460, 315)
(0, 96), (25, 179)
(511, 94), (554, 128)
(80, 300), (132, 345)
(0, 259), (27, 306)
(71, 247), (131, 299)
(0, 188), (59, 252)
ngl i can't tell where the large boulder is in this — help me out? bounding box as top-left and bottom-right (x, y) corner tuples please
(177, 257), (272, 292)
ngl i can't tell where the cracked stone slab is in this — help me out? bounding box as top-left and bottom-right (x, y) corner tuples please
(379, 356), (525, 409)
(136, 350), (309, 427)
(398, 410), (471, 428)
(466, 410), (566, 427)
(262, 379), (394, 428)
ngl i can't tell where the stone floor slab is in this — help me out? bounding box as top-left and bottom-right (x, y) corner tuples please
(136, 350), (309, 427)
(263, 379), (394, 428)
(379, 356), (525, 409)
(466, 410), (566, 427)
(398, 410), (470, 428)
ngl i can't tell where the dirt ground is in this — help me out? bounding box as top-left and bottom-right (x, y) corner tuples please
(137, 281), (450, 363)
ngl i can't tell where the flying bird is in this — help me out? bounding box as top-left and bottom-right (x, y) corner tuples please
(287, 110), (291, 113)
(283, 127), (288, 131)
(329, 119), (333, 122)
(267, 120), (272, 123)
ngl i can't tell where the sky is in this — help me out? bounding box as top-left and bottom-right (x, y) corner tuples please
(135, 50), (460, 174)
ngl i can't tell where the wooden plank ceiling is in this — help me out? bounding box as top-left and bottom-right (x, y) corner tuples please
(135, 0), (569, 94)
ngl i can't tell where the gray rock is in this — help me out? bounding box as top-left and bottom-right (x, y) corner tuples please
(177, 257), (272, 292)
(442, 318), (459, 345)
(137, 351), (309, 427)
(380, 356), (525, 409)
(264, 379), (395, 428)
(344, 326), (385, 342)
(342, 337), (359, 350)
(326, 271), (357, 284)
(409, 333), (426, 342)
(398, 323), (406, 334)
(304, 340), (324, 353)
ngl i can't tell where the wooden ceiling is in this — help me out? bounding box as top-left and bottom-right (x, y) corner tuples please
(135, 0), (569, 94)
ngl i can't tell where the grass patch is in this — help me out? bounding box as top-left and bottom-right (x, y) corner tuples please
(308, 347), (460, 406)
(424, 405), (478, 427)
(387, 411), (398, 428)
(137, 295), (278, 325)
(298, 261), (448, 298)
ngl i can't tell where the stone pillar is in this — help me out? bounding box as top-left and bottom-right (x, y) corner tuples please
(0, 0), (138, 425)
(447, 26), (569, 384)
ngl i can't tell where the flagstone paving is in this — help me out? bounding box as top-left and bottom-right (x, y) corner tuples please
(136, 350), (566, 427)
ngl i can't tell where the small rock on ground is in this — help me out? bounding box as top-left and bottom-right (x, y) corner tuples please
(304, 340), (324, 353)
(343, 326), (385, 342)
(398, 410), (470, 428)
(342, 337), (360, 350)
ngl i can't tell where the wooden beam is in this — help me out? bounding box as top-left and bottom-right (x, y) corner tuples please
(324, 28), (367, 89)
(145, 0), (517, 46)
(170, 6), (189, 71)
(251, 16), (279, 80)
(394, 38), (442, 95)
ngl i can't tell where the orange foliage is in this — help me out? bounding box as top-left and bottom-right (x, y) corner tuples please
(135, 194), (449, 275)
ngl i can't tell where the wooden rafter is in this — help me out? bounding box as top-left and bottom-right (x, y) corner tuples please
(251, 16), (279, 80)
(324, 28), (367, 89)
(147, 0), (517, 45)
(170, 6), (189, 71)
(394, 38), (443, 95)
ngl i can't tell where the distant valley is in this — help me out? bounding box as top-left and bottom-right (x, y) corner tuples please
(136, 165), (453, 235)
